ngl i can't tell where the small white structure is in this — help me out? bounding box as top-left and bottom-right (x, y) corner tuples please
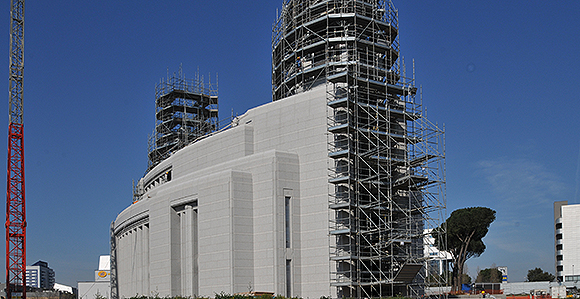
(550, 285), (566, 299)
(54, 282), (74, 294)
(498, 266), (508, 282)
(424, 229), (452, 276)
(78, 255), (111, 299)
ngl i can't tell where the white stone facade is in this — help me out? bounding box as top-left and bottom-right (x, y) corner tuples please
(113, 86), (331, 298)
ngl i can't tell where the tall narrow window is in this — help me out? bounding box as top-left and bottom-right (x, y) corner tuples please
(286, 259), (292, 298)
(285, 196), (291, 248)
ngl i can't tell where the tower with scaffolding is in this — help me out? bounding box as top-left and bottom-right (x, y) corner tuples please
(147, 70), (218, 171)
(272, 0), (446, 297)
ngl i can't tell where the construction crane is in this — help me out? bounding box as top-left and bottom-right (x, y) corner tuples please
(6, 0), (26, 298)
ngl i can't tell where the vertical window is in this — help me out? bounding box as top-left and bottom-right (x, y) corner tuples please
(285, 196), (291, 248)
(286, 259), (292, 298)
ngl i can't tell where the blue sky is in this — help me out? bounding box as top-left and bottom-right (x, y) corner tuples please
(0, 0), (578, 287)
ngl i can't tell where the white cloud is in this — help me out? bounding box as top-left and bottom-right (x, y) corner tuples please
(477, 157), (566, 208)
(469, 157), (565, 271)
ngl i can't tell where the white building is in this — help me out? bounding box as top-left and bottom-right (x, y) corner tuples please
(111, 1), (445, 298)
(424, 229), (451, 277)
(26, 260), (55, 290)
(554, 201), (580, 282)
(54, 283), (75, 295)
(78, 255), (111, 299)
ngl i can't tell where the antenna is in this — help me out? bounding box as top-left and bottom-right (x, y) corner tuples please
(412, 58), (415, 83)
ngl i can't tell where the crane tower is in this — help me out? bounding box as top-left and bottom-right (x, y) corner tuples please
(6, 0), (26, 298)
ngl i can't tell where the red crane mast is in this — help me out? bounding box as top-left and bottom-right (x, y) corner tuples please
(6, 0), (26, 298)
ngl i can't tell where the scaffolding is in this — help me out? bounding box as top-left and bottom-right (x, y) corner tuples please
(147, 70), (218, 171)
(272, 1), (446, 297)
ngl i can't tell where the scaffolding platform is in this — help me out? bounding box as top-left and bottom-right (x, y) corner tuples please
(147, 70), (218, 171)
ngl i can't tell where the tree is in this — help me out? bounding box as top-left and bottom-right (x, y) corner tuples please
(461, 273), (472, 285)
(527, 268), (555, 282)
(432, 207), (496, 292)
(476, 268), (502, 283)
